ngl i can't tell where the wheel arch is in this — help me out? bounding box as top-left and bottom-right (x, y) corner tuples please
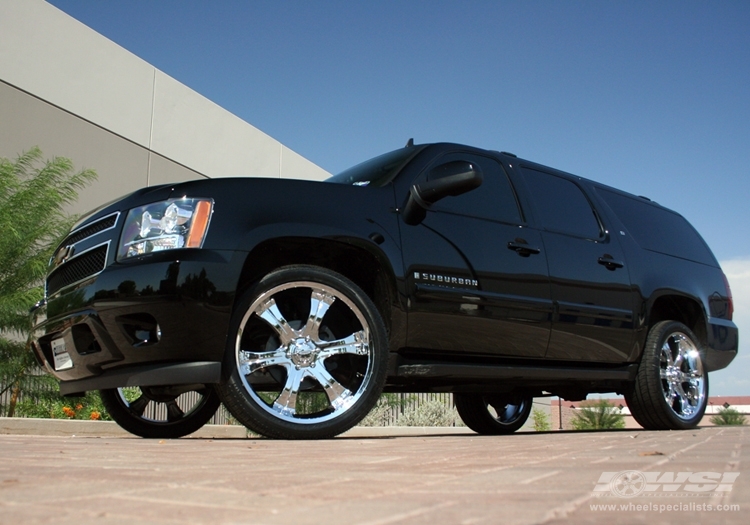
(233, 236), (399, 337)
(646, 293), (708, 347)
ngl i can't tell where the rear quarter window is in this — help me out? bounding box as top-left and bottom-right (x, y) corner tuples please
(597, 188), (716, 266)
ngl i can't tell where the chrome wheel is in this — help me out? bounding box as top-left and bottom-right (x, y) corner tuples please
(659, 331), (705, 420)
(625, 320), (708, 430)
(238, 281), (372, 423)
(219, 266), (388, 439)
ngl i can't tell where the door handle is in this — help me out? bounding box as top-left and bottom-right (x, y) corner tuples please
(598, 256), (624, 270)
(507, 242), (541, 257)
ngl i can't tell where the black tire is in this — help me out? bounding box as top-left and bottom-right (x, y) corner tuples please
(454, 393), (532, 434)
(218, 265), (388, 439)
(625, 320), (708, 430)
(100, 385), (221, 438)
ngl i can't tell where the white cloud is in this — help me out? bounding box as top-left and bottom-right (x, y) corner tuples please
(710, 259), (750, 396)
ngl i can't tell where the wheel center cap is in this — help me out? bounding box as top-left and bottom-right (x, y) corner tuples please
(289, 337), (318, 367)
(666, 367), (681, 382)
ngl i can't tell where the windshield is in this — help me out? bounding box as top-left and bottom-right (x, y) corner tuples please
(326, 146), (425, 187)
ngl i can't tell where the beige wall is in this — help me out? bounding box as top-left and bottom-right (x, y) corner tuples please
(0, 0), (329, 216)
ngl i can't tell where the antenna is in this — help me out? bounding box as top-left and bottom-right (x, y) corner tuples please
(405, 138), (414, 147)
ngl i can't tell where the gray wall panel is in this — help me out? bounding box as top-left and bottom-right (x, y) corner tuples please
(0, 81), (149, 216)
(147, 152), (207, 188)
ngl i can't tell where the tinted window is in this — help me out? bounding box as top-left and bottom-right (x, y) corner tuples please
(425, 154), (522, 224)
(598, 188), (716, 265)
(522, 168), (601, 239)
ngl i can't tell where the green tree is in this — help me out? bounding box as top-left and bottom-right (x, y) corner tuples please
(571, 399), (626, 430)
(710, 407), (747, 426)
(532, 407), (552, 431)
(0, 147), (97, 416)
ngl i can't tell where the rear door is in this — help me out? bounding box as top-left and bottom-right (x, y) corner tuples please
(518, 167), (636, 363)
(399, 152), (552, 358)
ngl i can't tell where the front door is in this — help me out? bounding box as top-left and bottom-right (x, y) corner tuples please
(400, 152), (552, 358)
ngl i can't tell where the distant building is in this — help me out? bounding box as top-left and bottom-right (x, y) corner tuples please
(0, 0), (330, 216)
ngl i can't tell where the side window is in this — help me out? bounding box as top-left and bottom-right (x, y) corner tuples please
(598, 188), (716, 265)
(522, 168), (601, 239)
(426, 154), (522, 224)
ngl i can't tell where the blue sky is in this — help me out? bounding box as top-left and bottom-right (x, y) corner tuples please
(47, 0), (750, 395)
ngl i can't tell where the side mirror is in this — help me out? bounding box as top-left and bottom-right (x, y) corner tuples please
(402, 161), (483, 225)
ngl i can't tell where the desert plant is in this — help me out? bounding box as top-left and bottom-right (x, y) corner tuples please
(710, 407), (747, 426)
(571, 399), (625, 430)
(359, 393), (416, 426)
(0, 147), (97, 416)
(397, 399), (460, 427)
(532, 407), (552, 431)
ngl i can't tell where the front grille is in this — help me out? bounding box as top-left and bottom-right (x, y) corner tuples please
(62, 213), (118, 246)
(47, 244), (108, 297)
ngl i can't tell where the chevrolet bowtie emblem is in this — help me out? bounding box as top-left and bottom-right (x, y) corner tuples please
(54, 245), (75, 266)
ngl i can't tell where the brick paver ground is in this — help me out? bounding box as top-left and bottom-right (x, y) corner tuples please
(0, 422), (746, 524)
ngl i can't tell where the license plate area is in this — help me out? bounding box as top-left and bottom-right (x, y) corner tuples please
(51, 337), (73, 371)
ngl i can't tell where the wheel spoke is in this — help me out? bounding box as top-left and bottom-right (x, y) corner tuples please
(273, 367), (307, 417)
(256, 298), (296, 344)
(661, 345), (675, 367)
(309, 365), (353, 411)
(674, 384), (692, 416)
(673, 346), (685, 369)
(302, 289), (336, 340)
(317, 330), (369, 359)
(128, 393), (150, 417)
(239, 348), (290, 375)
(166, 400), (185, 422)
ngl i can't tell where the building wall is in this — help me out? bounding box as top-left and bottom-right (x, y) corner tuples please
(0, 0), (329, 216)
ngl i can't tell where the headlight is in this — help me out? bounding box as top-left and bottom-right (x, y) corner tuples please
(117, 198), (213, 260)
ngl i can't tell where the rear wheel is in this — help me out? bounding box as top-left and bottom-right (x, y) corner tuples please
(625, 320), (708, 430)
(100, 385), (221, 438)
(454, 393), (532, 434)
(218, 265), (388, 439)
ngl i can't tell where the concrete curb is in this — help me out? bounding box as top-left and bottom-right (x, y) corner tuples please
(0, 417), (473, 439)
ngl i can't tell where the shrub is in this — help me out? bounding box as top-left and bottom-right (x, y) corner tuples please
(360, 393), (414, 426)
(14, 390), (111, 421)
(397, 399), (460, 427)
(571, 399), (625, 430)
(710, 407), (747, 426)
(532, 407), (552, 431)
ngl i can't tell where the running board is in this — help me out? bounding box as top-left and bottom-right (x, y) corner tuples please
(395, 362), (638, 382)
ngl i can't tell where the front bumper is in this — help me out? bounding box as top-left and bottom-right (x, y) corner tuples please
(29, 250), (241, 395)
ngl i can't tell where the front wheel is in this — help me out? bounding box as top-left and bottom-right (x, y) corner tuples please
(625, 320), (708, 430)
(218, 265), (388, 439)
(99, 385), (221, 438)
(454, 393), (532, 434)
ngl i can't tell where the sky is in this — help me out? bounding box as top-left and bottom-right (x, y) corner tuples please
(46, 0), (750, 395)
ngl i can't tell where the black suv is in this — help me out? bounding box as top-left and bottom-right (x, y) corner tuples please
(29, 142), (738, 439)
